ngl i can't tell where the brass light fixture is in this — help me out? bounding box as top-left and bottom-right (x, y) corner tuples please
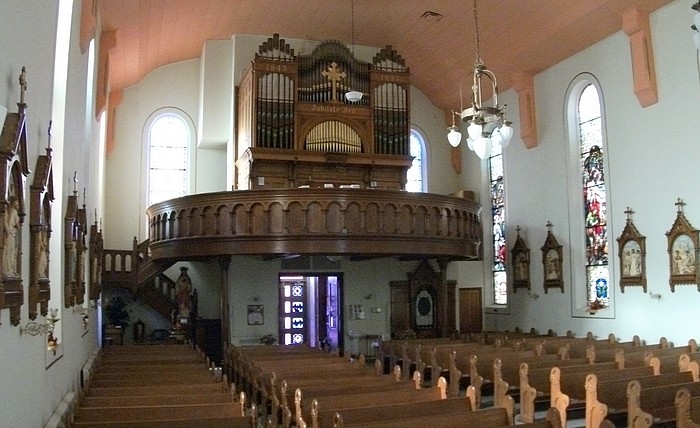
(21, 308), (60, 352)
(448, 0), (513, 158)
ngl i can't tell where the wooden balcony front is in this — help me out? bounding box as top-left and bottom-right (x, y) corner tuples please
(145, 188), (482, 261)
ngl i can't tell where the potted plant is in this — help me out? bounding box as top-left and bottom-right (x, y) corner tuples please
(104, 296), (130, 328)
(260, 334), (276, 345)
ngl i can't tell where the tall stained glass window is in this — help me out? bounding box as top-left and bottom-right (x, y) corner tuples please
(148, 113), (189, 206)
(489, 143), (507, 305)
(578, 85), (609, 309)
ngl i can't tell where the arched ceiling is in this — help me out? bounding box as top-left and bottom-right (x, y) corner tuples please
(94, 0), (675, 114)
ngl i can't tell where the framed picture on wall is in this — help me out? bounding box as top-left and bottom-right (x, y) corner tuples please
(510, 226), (531, 292)
(666, 199), (700, 292)
(541, 222), (564, 293)
(247, 304), (264, 325)
(616, 207), (647, 293)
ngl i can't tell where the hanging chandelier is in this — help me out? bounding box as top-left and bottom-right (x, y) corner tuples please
(345, 0), (363, 103)
(448, 0), (513, 159)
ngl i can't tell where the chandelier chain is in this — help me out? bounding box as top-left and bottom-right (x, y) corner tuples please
(473, 0), (482, 64)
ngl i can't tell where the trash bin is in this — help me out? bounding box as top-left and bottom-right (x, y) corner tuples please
(134, 319), (145, 343)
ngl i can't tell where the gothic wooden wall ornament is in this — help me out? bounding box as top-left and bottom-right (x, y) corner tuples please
(510, 225), (530, 292)
(616, 207), (647, 293)
(29, 130), (54, 320)
(541, 221), (564, 293)
(666, 198), (699, 291)
(0, 67), (31, 326)
(88, 212), (103, 302)
(75, 189), (88, 306)
(64, 174), (82, 308)
(408, 260), (441, 337)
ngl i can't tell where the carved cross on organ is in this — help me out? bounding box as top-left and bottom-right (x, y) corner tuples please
(321, 62), (346, 102)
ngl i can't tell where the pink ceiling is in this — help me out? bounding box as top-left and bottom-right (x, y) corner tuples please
(94, 0), (675, 114)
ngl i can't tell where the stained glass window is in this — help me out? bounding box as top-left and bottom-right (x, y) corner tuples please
(489, 143), (508, 305)
(148, 113), (189, 206)
(280, 278), (307, 345)
(578, 84), (609, 309)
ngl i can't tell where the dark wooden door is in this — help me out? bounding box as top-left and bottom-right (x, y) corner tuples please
(458, 288), (482, 334)
(390, 284), (410, 336)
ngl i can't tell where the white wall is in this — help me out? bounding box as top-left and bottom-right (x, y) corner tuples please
(485, 1), (700, 345)
(228, 255), (420, 349)
(0, 0), (102, 426)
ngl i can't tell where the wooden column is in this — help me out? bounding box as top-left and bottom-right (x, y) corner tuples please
(622, 7), (658, 107)
(438, 258), (449, 337)
(511, 71), (538, 149)
(218, 256), (231, 347)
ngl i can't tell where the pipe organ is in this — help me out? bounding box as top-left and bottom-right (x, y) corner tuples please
(236, 34), (413, 190)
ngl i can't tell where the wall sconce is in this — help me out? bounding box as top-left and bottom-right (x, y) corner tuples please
(21, 308), (60, 336)
(21, 308), (60, 353)
(47, 332), (59, 355)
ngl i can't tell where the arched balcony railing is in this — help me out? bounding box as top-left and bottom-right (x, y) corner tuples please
(146, 189), (482, 260)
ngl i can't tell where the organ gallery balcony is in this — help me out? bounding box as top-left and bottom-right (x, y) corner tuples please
(146, 188), (482, 261)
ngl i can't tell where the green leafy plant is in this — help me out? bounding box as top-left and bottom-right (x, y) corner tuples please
(260, 334), (277, 345)
(104, 296), (130, 327)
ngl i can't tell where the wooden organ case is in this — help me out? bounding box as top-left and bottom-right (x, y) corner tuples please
(236, 34), (413, 190)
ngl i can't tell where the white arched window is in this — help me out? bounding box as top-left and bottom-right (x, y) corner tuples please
(406, 128), (426, 192)
(565, 74), (612, 317)
(147, 111), (192, 206)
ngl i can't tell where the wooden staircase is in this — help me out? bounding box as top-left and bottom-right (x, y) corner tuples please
(102, 238), (178, 321)
(101, 238), (224, 365)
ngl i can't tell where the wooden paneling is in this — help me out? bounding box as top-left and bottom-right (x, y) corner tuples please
(146, 188), (482, 261)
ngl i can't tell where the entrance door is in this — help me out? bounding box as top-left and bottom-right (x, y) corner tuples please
(279, 274), (342, 352)
(458, 288), (483, 334)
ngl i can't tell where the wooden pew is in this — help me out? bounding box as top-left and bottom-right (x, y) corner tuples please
(319, 394), (474, 427)
(452, 345), (549, 407)
(295, 377), (449, 428)
(332, 405), (564, 428)
(675, 387), (700, 428)
(256, 356), (380, 420)
(71, 403), (255, 428)
(585, 370), (696, 427)
(518, 360), (622, 425)
(627, 378), (700, 427)
(87, 383), (226, 397)
(273, 366), (411, 428)
(74, 344), (254, 427)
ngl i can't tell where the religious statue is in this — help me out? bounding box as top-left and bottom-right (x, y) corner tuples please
(37, 228), (49, 278)
(175, 266), (193, 318)
(4, 196), (20, 277)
